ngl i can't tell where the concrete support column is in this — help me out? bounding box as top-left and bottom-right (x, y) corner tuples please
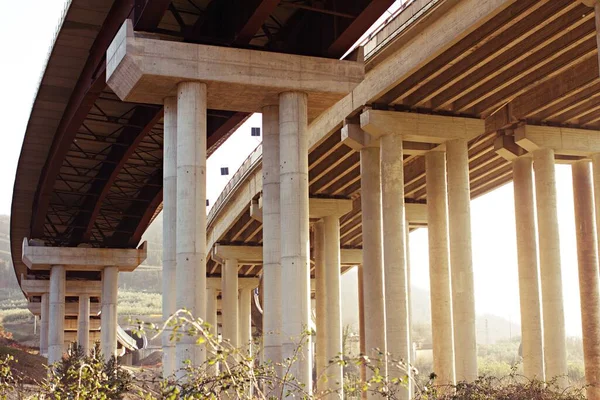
(261, 105), (282, 370)
(446, 139), (477, 382)
(573, 160), (600, 400)
(323, 215), (343, 397)
(533, 148), (567, 383)
(512, 157), (544, 380)
(101, 266), (118, 359)
(360, 145), (387, 392)
(357, 266), (366, 392)
(162, 96), (177, 377)
(222, 258), (239, 348)
(279, 91), (312, 390)
(239, 287), (252, 354)
(40, 293), (49, 356)
(207, 287), (218, 338)
(48, 265), (66, 365)
(206, 287), (219, 375)
(380, 134), (409, 397)
(314, 221), (327, 387)
(176, 81), (207, 367)
(425, 151), (455, 386)
(78, 294), (90, 354)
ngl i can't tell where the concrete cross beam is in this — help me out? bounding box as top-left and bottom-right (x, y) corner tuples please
(406, 203), (428, 226)
(106, 20), (364, 119)
(206, 276), (260, 291)
(22, 238), (147, 272)
(515, 125), (600, 157)
(21, 276), (102, 296)
(212, 244), (362, 266)
(342, 122), (446, 156)
(28, 301), (101, 317)
(64, 331), (100, 343)
(360, 109), (484, 144)
(494, 135), (527, 162)
(250, 196), (353, 222)
(64, 318), (101, 331)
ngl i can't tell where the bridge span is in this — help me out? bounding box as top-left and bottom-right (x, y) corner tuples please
(11, 0), (600, 398)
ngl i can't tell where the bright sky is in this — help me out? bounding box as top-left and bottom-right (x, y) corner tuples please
(0, 1), (585, 338)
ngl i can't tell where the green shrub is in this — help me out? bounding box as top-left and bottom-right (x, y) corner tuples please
(415, 375), (586, 400)
(0, 355), (15, 400)
(35, 343), (132, 399)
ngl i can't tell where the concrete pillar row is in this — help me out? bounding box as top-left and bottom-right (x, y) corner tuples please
(512, 157), (545, 380)
(532, 148), (568, 384)
(446, 139), (477, 382)
(176, 81), (207, 368)
(425, 151), (455, 386)
(360, 144), (388, 394)
(380, 133), (410, 399)
(101, 266), (118, 359)
(574, 159), (600, 400)
(162, 96), (177, 377)
(48, 265), (66, 365)
(40, 293), (49, 357)
(279, 91), (312, 391)
(78, 294), (91, 354)
(261, 105), (283, 373)
(222, 258), (239, 348)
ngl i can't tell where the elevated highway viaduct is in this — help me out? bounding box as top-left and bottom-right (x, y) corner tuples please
(11, 0), (600, 398)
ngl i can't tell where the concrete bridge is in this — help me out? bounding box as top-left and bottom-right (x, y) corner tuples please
(10, 0), (600, 399)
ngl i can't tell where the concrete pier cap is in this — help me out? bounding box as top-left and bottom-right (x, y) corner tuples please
(22, 238), (147, 271)
(106, 20), (364, 118)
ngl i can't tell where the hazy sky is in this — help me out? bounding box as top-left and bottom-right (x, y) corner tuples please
(1, 1), (585, 337)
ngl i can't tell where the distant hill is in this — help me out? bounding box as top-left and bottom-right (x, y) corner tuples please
(0, 215), (18, 291)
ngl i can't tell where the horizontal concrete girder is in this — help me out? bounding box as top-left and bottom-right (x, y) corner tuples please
(21, 276), (101, 296)
(22, 238), (147, 271)
(64, 318), (101, 331)
(406, 203), (428, 225)
(65, 331), (100, 343)
(28, 301), (101, 317)
(515, 125), (600, 157)
(252, 196), (353, 221)
(213, 244), (362, 265)
(107, 20), (364, 118)
(206, 277), (260, 290)
(360, 110), (484, 144)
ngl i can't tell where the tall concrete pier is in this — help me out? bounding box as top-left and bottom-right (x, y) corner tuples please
(512, 157), (544, 380)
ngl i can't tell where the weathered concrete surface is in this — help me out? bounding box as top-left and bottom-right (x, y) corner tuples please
(261, 105), (282, 371)
(48, 266), (65, 365)
(176, 81), (207, 368)
(280, 91), (312, 391)
(533, 148), (567, 385)
(107, 20), (363, 118)
(512, 157), (544, 380)
(380, 133), (409, 399)
(22, 239), (146, 271)
(360, 145), (387, 396)
(425, 151), (455, 386)
(162, 96), (177, 377)
(78, 294), (90, 354)
(446, 139), (477, 382)
(101, 266), (118, 359)
(573, 160), (600, 400)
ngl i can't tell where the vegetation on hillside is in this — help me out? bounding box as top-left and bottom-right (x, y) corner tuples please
(0, 311), (589, 399)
